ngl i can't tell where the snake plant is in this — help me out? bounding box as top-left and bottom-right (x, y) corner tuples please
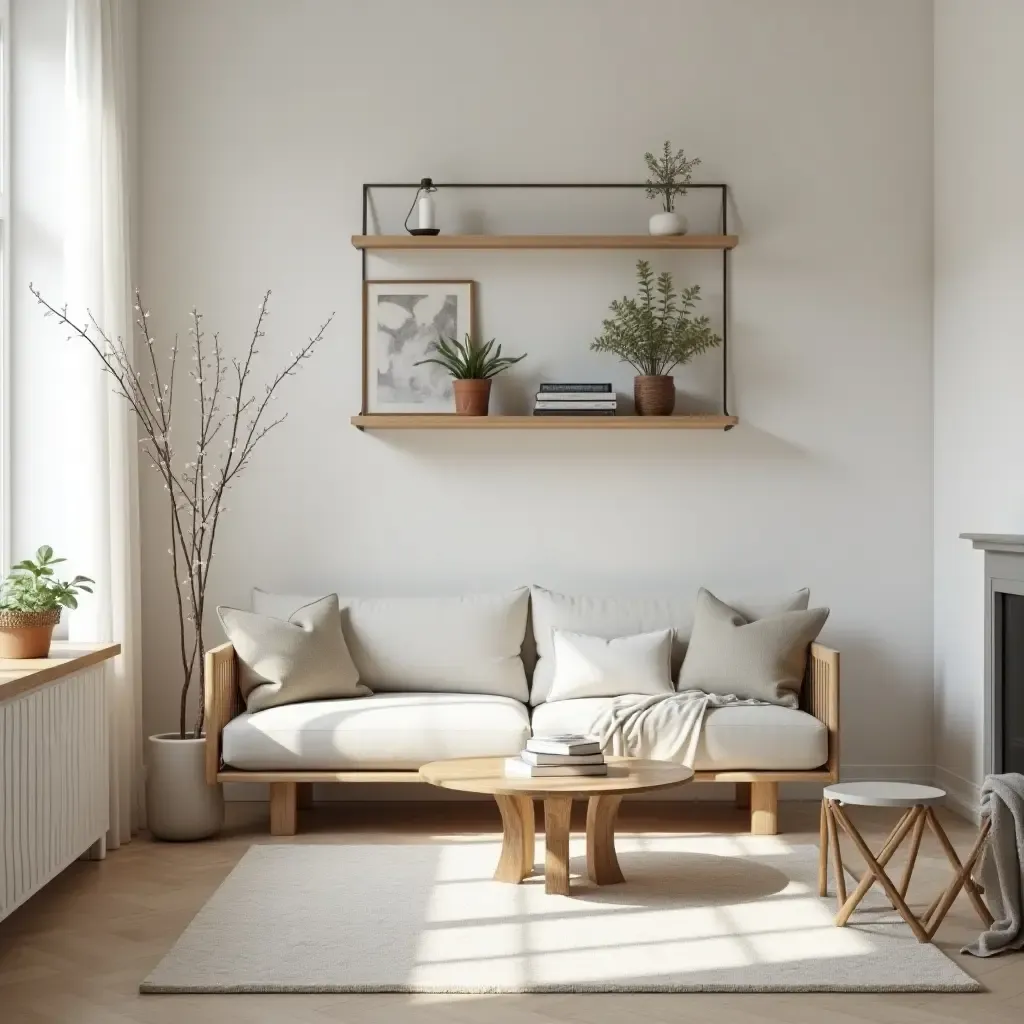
(415, 334), (526, 380)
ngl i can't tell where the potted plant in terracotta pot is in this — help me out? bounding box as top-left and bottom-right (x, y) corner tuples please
(0, 547), (94, 659)
(32, 285), (330, 840)
(645, 140), (701, 236)
(592, 260), (721, 416)
(416, 333), (526, 415)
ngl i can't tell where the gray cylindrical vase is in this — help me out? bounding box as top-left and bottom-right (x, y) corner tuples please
(146, 733), (224, 841)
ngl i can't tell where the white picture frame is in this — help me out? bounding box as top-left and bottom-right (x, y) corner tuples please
(362, 280), (476, 414)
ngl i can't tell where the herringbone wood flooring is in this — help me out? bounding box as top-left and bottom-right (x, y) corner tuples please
(1, 800), (1022, 1022)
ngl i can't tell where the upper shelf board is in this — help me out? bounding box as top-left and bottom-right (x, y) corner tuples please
(351, 234), (738, 251)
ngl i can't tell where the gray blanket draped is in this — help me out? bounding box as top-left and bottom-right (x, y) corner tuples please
(588, 690), (770, 766)
(964, 772), (1024, 957)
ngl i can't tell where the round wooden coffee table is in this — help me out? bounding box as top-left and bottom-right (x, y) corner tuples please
(420, 756), (693, 895)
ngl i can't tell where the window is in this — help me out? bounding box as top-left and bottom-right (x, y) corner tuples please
(0, 0), (9, 571)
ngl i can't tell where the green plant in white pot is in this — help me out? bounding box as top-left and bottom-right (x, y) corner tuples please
(645, 140), (700, 236)
(592, 260), (721, 416)
(0, 547), (94, 659)
(32, 285), (330, 840)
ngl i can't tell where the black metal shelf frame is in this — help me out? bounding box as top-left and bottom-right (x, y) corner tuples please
(359, 182), (732, 427)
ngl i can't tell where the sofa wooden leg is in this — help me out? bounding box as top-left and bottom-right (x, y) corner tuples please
(751, 781), (778, 835)
(735, 782), (751, 810)
(270, 782), (298, 836)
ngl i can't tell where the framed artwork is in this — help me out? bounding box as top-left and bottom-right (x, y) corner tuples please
(363, 280), (476, 413)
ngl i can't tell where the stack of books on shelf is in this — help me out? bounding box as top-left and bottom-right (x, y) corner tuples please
(533, 382), (617, 417)
(504, 734), (608, 777)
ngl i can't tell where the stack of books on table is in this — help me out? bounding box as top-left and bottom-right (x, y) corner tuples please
(504, 734), (608, 777)
(533, 383), (617, 417)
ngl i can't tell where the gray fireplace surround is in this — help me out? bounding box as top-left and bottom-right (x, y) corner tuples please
(962, 534), (1024, 778)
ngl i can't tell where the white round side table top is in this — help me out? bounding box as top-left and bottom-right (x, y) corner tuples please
(824, 781), (946, 808)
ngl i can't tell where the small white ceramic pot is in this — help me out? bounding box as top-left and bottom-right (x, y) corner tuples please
(146, 733), (224, 841)
(648, 211), (688, 236)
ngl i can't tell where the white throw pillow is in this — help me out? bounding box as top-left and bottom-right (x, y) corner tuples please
(546, 628), (675, 701)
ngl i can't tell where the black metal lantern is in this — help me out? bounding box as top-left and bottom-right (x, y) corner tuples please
(404, 177), (440, 236)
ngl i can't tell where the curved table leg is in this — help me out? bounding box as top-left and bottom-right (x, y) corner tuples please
(494, 794), (535, 883)
(586, 795), (625, 886)
(543, 797), (573, 895)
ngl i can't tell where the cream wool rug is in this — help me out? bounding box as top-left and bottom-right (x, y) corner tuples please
(141, 836), (980, 993)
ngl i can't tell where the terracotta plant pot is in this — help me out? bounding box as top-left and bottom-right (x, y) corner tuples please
(0, 608), (61, 659)
(453, 378), (492, 416)
(634, 375), (676, 416)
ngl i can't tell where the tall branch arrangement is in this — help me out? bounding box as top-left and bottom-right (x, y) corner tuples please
(29, 285), (332, 738)
(644, 140), (701, 213)
(591, 260), (721, 377)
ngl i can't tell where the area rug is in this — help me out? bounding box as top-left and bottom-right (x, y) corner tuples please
(141, 835), (980, 993)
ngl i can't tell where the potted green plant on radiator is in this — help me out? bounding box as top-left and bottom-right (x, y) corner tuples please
(0, 547), (93, 659)
(32, 285), (330, 839)
(592, 259), (722, 416)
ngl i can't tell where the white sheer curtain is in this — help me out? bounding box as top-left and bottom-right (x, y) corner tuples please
(65, 0), (143, 848)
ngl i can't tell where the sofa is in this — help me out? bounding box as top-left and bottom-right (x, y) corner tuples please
(205, 586), (840, 836)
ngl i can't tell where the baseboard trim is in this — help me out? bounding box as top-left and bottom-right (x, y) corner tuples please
(934, 765), (981, 823)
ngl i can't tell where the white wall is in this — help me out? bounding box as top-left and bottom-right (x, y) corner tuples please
(137, 0), (935, 778)
(933, 0), (1024, 811)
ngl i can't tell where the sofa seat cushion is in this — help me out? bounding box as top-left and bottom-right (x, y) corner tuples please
(222, 692), (531, 771)
(529, 699), (827, 771)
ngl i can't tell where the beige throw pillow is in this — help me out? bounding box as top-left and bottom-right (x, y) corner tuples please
(677, 588), (829, 707)
(217, 594), (369, 713)
(547, 628), (675, 701)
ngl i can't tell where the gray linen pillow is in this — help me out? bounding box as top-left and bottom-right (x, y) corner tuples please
(217, 594), (369, 712)
(677, 588), (829, 707)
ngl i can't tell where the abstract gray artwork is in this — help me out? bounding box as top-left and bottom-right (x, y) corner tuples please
(364, 282), (473, 412)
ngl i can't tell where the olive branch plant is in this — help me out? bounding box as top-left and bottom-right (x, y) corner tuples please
(29, 284), (332, 738)
(591, 260), (721, 377)
(644, 140), (701, 214)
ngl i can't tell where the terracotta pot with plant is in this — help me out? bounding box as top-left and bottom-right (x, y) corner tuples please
(0, 546), (94, 659)
(592, 259), (722, 416)
(415, 333), (526, 416)
(32, 285), (331, 840)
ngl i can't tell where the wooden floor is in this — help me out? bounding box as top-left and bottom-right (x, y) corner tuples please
(1, 800), (1022, 1023)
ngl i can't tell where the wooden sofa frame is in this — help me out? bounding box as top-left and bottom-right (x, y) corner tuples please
(204, 642), (840, 837)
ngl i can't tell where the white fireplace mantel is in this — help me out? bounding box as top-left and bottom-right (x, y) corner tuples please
(962, 533), (1024, 554)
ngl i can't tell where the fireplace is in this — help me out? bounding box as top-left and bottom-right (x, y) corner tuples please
(963, 533), (1024, 776)
(995, 591), (1024, 774)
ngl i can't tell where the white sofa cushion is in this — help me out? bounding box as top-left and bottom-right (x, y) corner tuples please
(222, 692), (531, 771)
(252, 588), (530, 700)
(548, 628), (674, 701)
(530, 698), (827, 771)
(529, 586), (811, 705)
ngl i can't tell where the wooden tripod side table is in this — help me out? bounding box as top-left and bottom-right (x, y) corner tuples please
(819, 781), (993, 943)
(420, 756), (694, 896)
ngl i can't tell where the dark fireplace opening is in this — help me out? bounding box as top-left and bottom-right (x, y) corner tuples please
(996, 592), (1024, 774)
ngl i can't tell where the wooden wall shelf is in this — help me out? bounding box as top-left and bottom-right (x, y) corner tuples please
(351, 234), (738, 251)
(352, 414), (738, 431)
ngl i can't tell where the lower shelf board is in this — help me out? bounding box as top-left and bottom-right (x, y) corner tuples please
(352, 414), (738, 430)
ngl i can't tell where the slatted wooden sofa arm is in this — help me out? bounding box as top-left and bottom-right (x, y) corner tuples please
(204, 642), (244, 786)
(807, 642), (841, 779)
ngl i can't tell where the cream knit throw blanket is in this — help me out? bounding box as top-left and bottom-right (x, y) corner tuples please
(588, 690), (769, 767)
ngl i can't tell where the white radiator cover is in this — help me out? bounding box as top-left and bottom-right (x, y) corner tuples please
(0, 665), (109, 921)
